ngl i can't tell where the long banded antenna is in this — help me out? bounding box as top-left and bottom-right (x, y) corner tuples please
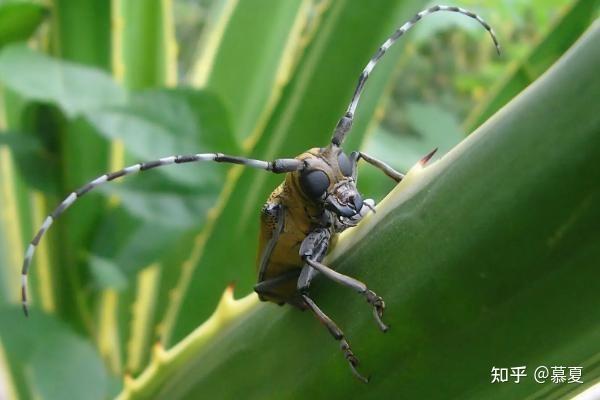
(331, 4), (500, 146)
(20, 153), (302, 316)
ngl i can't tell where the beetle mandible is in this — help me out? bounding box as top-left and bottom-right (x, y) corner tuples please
(20, 5), (500, 382)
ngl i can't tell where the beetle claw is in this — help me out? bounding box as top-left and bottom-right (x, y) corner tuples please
(373, 306), (389, 332)
(366, 290), (389, 332)
(348, 360), (370, 384)
(341, 339), (370, 383)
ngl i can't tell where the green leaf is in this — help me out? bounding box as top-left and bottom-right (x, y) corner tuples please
(0, 1), (47, 48)
(88, 254), (128, 290)
(115, 0), (176, 88)
(0, 131), (59, 193)
(52, 0), (111, 69)
(100, 183), (220, 229)
(463, 0), (599, 132)
(192, 0), (306, 143)
(123, 21), (600, 400)
(0, 44), (127, 117)
(84, 88), (237, 376)
(85, 88), (237, 185)
(44, 0), (115, 338)
(0, 307), (109, 400)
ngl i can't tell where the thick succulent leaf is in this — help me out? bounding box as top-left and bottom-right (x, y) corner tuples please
(0, 44), (123, 334)
(0, 307), (109, 400)
(84, 88), (237, 375)
(124, 22), (600, 399)
(463, 0), (599, 132)
(94, 0), (179, 378)
(0, 129), (30, 309)
(191, 0), (306, 143)
(0, 1), (47, 48)
(42, 0), (116, 338)
(52, 0), (111, 69)
(165, 0), (430, 347)
(115, 0), (176, 88)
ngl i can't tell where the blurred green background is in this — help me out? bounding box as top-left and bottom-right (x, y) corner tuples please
(0, 0), (598, 399)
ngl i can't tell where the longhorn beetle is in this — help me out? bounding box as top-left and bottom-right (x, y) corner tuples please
(20, 5), (500, 382)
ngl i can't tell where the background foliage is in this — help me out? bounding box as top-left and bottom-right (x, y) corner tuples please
(0, 0), (598, 399)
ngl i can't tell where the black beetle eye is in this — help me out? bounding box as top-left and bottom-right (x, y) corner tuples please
(299, 170), (330, 199)
(338, 151), (352, 177)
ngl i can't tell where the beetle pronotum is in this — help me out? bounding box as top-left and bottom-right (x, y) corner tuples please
(20, 5), (500, 382)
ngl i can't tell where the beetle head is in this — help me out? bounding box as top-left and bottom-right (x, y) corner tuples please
(297, 147), (363, 219)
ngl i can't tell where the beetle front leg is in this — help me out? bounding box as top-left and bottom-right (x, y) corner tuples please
(350, 148), (438, 183)
(304, 258), (388, 332)
(349, 151), (404, 182)
(298, 229), (389, 331)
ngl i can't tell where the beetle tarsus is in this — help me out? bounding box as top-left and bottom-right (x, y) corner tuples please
(356, 152), (405, 183)
(302, 294), (371, 382)
(341, 339), (370, 383)
(366, 290), (389, 332)
(373, 308), (388, 333)
(363, 199), (376, 214)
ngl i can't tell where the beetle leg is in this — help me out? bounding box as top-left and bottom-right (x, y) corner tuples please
(254, 269), (305, 309)
(305, 258), (388, 332)
(350, 149), (438, 183)
(299, 229), (388, 331)
(257, 203), (285, 282)
(350, 151), (404, 182)
(301, 293), (369, 383)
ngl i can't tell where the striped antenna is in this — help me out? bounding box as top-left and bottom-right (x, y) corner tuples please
(331, 4), (501, 146)
(20, 153), (302, 316)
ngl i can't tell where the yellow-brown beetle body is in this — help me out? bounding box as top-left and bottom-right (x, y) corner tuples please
(255, 146), (361, 306)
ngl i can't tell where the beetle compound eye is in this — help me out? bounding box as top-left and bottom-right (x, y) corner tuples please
(300, 170), (330, 199)
(338, 152), (352, 177)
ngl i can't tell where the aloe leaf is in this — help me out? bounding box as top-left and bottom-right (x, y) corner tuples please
(114, 0), (176, 88)
(101, 0), (181, 376)
(123, 22), (600, 399)
(32, 1), (116, 339)
(50, 0), (112, 242)
(191, 0), (306, 144)
(85, 89), (236, 375)
(0, 44), (125, 334)
(0, 110), (31, 310)
(52, 0), (111, 69)
(0, 1), (47, 48)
